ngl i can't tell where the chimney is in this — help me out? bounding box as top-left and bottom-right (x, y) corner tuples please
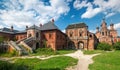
(40, 23), (42, 27)
(26, 25), (28, 30)
(96, 27), (99, 33)
(110, 24), (114, 30)
(11, 26), (13, 31)
(52, 18), (54, 23)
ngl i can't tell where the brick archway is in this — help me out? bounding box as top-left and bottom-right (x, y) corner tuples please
(36, 42), (39, 49)
(78, 41), (84, 49)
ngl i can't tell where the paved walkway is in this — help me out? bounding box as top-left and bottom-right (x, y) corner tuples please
(0, 50), (100, 70)
(65, 50), (100, 70)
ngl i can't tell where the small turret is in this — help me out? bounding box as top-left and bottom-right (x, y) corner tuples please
(96, 27), (99, 33)
(51, 18), (54, 23)
(110, 23), (114, 30)
(40, 23), (42, 27)
(11, 26), (13, 31)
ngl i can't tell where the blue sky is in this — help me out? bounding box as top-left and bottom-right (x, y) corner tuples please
(0, 0), (120, 34)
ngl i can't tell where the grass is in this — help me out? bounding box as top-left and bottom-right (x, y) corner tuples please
(89, 51), (120, 70)
(83, 50), (105, 55)
(0, 53), (13, 57)
(0, 56), (78, 70)
(56, 49), (76, 54)
(0, 51), (18, 57)
(31, 48), (76, 56)
(0, 48), (76, 57)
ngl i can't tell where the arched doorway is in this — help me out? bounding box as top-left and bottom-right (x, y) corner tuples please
(68, 41), (75, 49)
(36, 42), (39, 49)
(78, 41), (84, 49)
(36, 32), (39, 38)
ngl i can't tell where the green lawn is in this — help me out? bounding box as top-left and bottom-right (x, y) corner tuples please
(0, 48), (76, 57)
(0, 51), (17, 57)
(0, 56), (78, 70)
(89, 51), (120, 70)
(31, 48), (76, 56)
(83, 50), (105, 55)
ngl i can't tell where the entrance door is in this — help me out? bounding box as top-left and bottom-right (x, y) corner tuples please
(78, 42), (84, 49)
(36, 42), (39, 49)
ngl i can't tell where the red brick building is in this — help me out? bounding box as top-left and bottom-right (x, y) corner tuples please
(0, 20), (67, 52)
(66, 23), (98, 50)
(0, 19), (120, 53)
(95, 19), (120, 44)
(26, 21), (67, 50)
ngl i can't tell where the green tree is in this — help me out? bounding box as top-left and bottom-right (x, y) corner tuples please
(113, 42), (120, 50)
(0, 36), (4, 43)
(97, 42), (112, 51)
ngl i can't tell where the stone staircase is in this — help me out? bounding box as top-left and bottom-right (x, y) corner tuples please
(18, 45), (29, 55)
(8, 37), (34, 56)
(8, 41), (22, 55)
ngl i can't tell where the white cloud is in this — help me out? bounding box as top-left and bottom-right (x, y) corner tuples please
(0, 25), (3, 28)
(73, 0), (120, 18)
(81, 7), (101, 18)
(114, 23), (120, 30)
(71, 15), (75, 18)
(105, 12), (115, 18)
(73, 0), (88, 10)
(0, 0), (70, 30)
(89, 29), (96, 33)
(62, 29), (66, 33)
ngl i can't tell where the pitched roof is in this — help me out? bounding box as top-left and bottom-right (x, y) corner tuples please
(40, 21), (59, 30)
(27, 25), (39, 30)
(66, 22), (87, 29)
(0, 27), (19, 34)
(15, 30), (27, 34)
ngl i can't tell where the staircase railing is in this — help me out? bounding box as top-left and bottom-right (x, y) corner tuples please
(7, 41), (22, 55)
(19, 41), (33, 53)
(16, 37), (27, 44)
(23, 37), (35, 43)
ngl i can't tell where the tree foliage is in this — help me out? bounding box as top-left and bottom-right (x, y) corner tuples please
(113, 42), (120, 50)
(0, 36), (4, 43)
(97, 42), (112, 51)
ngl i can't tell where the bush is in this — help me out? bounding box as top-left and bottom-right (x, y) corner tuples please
(113, 42), (120, 50)
(97, 42), (112, 51)
(34, 48), (57, 55)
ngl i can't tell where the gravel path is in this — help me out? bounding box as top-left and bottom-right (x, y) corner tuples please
(65, 50), (100, 70)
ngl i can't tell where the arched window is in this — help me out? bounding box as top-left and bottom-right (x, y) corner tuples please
(36, 32), (39, 38)
(79, 33), (82, 36)
(28, 34), (32, 37)
(69, 31), (73, 37)
(79, 30), (83, 36)
(89, 34), (92, 38)
(106, 31), (107, 36)
(49, 33), (52, 39)
(102, 32), (104, 36)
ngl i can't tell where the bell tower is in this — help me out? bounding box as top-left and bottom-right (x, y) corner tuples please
(101, 18), (107, 29)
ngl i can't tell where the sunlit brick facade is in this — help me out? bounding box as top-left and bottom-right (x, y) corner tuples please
(95, 19), (119, 45)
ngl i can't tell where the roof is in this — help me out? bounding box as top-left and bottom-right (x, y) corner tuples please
(66, 22), (87, 29)
(40, 21), (59, 30)
(27, 25), (39, 30)
(15, 30), (27, 34)
(0, 21), (59, 34)
(0, 27), (19, 34)
(27, 21), (59, 31)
